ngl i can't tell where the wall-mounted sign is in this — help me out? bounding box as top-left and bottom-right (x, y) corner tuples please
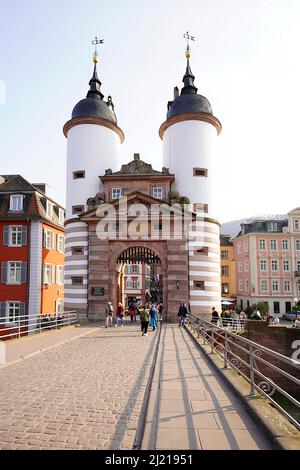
(92, 287), (105, 296)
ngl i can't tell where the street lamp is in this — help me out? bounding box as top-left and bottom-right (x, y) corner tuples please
(176, 280), (180, 290)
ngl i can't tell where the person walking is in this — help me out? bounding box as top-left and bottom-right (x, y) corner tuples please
(211, 307), (220, 325)
(140, 305), (150, 336)
(105, 302), (114, 327)
(115, 302), (125, 327)
(149, 303), (159, 331)
(158, 303), (163, 321)
(230, 310), (238, 330)
(128, 302), (136, 323)
(177, 303), (188, 327)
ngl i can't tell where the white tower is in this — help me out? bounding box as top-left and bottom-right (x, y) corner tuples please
(63, 46), (124, 317)
(159, 39), (222, 318)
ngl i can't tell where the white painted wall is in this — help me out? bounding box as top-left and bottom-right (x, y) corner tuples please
(162, 120), (218, 219)
(28, 221), (42, 332)
(66, 124), (121, 219)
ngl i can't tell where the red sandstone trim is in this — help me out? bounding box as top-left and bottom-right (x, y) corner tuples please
(159, 112), (222, 139)
(63, 117), (125, 143)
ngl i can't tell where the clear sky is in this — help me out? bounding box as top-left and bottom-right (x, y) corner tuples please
(0, 0), (299, 223)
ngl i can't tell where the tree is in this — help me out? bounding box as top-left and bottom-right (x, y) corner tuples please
(256, 301), (268, 317)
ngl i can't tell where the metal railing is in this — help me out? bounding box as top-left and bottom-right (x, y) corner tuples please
(0, 311), (78, 341)
(186, 313), (300, 430)
(211, 317), (246, 330)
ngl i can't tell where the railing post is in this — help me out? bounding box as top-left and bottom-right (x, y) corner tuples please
(39, 314), (42, 334)
(224, 332), (228, 368)
(18, 314), (21, 339)
(211, 328), (214, 353)
(249, 344), (255, 396)
(55, 312), (58, 330)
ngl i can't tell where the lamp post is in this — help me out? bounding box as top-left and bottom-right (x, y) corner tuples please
(176, 280), (180, 290)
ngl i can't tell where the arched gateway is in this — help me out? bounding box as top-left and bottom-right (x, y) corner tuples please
(114, 246), (164, 313)
(77, 201), (191, 323)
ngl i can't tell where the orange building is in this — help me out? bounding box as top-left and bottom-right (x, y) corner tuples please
(0, 175), (65, 337)
(220, 235), (236, 304)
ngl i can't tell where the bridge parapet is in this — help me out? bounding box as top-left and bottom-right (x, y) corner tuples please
(186, 313), (300, 431)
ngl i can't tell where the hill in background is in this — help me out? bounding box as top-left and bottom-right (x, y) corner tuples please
(220, 219), (247, 239)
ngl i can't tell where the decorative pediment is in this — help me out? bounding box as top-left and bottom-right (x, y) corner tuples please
(80, 190), (195, 222)
(105, 154), (170, 176)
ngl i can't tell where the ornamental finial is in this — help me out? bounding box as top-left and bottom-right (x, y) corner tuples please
(183, 31), (195, 59)
(92, 36), (104, 64)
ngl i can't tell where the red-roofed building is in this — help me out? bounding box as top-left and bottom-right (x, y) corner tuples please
(0, 175), (65, 338)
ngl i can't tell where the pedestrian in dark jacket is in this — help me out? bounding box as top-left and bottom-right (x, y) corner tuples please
(211, 307), (219, 325)
(178, 303), (188, 327)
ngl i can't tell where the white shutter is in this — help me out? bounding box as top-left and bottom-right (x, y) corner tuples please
(51, 265), (55, 284)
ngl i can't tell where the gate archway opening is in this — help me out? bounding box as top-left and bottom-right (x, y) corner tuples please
(116, 246), (163, 308)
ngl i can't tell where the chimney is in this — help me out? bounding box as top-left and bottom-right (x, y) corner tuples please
(134, 153), (140, 161)
(33, 183), (46, 194)
(174, 86), (179, 98)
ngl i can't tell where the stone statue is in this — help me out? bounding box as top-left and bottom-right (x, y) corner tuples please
(169, 191), (180, 204)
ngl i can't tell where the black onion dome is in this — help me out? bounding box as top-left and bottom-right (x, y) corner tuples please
(167, 94), (212, 119)
(71, 64), (117, 124)
(72, 98), (117, 123)
(167, 58), (213, 119)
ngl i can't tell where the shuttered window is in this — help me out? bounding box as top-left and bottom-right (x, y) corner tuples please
(44, 229), (54, 249)
(2, 262), (27, 284)
(55, 299), (64, 314)
(0, 302), (25, 323)
(57, 266), (64, 285)
(3, 226), (27, 246)
(57, 234), (64, 253)
(43, 264), (54, 285)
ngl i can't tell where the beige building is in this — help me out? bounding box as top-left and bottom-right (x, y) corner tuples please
(220, 235), (236, 302)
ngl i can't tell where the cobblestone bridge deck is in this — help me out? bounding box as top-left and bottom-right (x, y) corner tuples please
(0, 320), (274, 450)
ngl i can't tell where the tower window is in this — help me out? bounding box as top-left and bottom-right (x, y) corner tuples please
(193, 168), (208, 177)
(71, 276), (83, 285)
(112, 188), (122, 199)
(73, 170), (85, 179)
(72, 205), (84, 215)
(195, 247), (208, 256)
(71, 246), (84, 255)
(193, 281), (205, 290)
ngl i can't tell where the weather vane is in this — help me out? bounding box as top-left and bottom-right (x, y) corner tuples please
(183, 31), (195, 59)
(92, 36), (104, 64)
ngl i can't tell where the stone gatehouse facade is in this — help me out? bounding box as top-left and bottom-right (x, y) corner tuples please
(64, 45), (222, 322)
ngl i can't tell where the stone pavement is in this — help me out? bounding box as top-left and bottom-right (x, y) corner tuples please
(0, 319), (158, 450)
(2, 324), (100, 365)
(142, 324), (273, 450)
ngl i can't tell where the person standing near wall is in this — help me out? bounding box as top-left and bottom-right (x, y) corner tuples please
(105, 302), (114, 328)
(149, 303), (159, 331)
(178, 303), (188, 327)
(115, 302), (125, 327)
(140, 305), (150, 336)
